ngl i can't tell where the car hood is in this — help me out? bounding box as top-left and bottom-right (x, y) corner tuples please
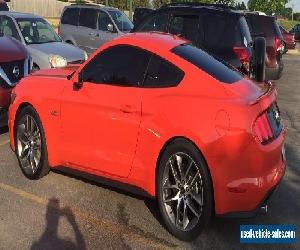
(28, 42), (85, 63)
(0, 36), (27, 62)
(31, 65), (80, 78)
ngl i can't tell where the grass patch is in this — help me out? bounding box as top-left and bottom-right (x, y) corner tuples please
(278, 19), (300, 31)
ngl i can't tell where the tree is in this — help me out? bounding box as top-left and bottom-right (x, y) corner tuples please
(236, 1), (247, 10)
(248, 0), (288, 15)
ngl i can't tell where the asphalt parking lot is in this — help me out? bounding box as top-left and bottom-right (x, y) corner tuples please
(0, 48), (299, 250)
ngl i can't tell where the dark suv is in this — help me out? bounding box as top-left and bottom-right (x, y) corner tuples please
(133, 3), (266, 81)
(245, 13), (284, 80)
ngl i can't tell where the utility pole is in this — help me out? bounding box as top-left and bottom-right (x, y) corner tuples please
(106, 0), (109, 6)
(292, 4), (294, 22)
(129, 0), (133, 21)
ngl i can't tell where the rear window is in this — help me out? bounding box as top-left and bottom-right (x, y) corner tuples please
(172, 44), (243, 84)
(61, 8), (80, 26)
(246, 15), (279, 38)
(135, 12), (168, 32)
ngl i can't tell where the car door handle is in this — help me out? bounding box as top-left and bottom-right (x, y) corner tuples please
(120, 105), (136, 114)
(89, 32), (100, 37)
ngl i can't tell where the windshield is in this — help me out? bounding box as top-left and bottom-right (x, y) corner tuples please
(108, 10), (133, 32)
(16, 18), (61, 44)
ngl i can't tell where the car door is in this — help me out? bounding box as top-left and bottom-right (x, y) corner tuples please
(76, 8), (98, 54)
(61, 45), (151, 177)
(88, 10), (118, 51)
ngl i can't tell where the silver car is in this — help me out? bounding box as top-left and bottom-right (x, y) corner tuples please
(0, 12), (87, 70)
(59, 4), (133, 54)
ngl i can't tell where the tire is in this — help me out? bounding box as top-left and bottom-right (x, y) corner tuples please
(253, 37), (266, 82)
(14, 106), (50, 180)
(32, 64), (40, 72)
(157, 138), (213, 241)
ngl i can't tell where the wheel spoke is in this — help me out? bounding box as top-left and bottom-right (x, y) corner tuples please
(182, 200), (189, 230)
(183, 159), (193, 182)
(191, 192), (204, 207)
(29, 151), (37, 173)
(163, 191), (180, 203)
(163, 184), (179, 191)
(188, 170), (200, 187)
(175, 197), (183, 227)
(175, 154), (184, 180)
(169, 159), (180, 184)
(187, 198), (200, 218)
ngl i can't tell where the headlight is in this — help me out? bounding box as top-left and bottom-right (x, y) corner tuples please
(49, 55), (67, 68)
(83, 51), (88, 61)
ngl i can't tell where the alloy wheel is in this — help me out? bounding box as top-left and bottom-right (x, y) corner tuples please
(16, 114), (42, 175)
(162, 152), (204, 232)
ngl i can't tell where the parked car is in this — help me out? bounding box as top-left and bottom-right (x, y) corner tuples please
(133, 7), (153, 26)
(9, 33), (285, 241)
(245, 13), (285, 80)
(59, 4), (134, 54)
(0, 36), (30, 127)
(132, 3), (266, 82)
(0, 12), (87, 71)
(279, 25), (296, 52)
(0, 0), (9, 11)
(290, 24), (300, 41)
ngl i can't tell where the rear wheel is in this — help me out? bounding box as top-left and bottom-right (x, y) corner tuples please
(15, 106), (49, 179)
(157, 139), (213, 241)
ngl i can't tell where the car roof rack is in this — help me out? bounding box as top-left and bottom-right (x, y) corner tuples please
(160, 2), (236, 11)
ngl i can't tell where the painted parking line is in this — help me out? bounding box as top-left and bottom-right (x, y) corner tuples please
(0, 139), (10, 146)
(0, 182), (175, 249)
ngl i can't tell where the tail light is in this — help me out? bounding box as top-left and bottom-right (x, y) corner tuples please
(253, 104), (283, 145)
(233, 47), (250, 72)
(274, 38), (282, 53)
(233, 47), (251, 64)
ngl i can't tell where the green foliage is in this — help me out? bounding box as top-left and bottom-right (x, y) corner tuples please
(248, 0), (288, 15)
(236, 1), (247, 10)
(277, 19), (300, 31)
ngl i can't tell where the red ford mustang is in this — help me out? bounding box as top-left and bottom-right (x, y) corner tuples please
(8, 33), (286, 241)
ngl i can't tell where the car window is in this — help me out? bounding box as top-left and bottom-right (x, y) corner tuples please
(172, 44), (243, 84)
(79, 8), (97, 29)
(16, 18), (61, 44)
(82, 45), (151, 86)
(0, 16), (21, 41)
(203, 13), (240, 50)
(98, 11), (111, 31)
(144, 55), (184, 88)
(108, 10), (133, 32)
(169, 15), (199, 45)
(136, 12), (168, 32)
(61, 8), (80, 26)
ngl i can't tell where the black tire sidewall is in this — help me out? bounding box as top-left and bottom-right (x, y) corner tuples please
(14, 106), (49, 180)
(157, 139), (213, 241)
(253, 37), (266, 82)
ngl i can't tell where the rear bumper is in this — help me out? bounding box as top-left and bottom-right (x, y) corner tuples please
(265, 60), (284, 80)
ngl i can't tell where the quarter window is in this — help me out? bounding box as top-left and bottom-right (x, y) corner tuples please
(143, 55), (184, 88)
(79, 8), (97, 29)
(82, 45), (151, 87)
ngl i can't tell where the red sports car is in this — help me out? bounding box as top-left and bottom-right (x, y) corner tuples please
(8, 33), (286, 241)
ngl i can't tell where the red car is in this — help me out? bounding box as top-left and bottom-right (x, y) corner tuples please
(279, 25), (296, 51)
(0, 36), (30, 127)
(8, 33), (286, 241)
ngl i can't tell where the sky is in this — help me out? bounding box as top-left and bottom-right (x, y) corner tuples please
(236, 0), (300, 12)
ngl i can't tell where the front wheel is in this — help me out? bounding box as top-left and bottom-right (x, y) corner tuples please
(157, 139), (213, 241)
(15, 106), (49, 179)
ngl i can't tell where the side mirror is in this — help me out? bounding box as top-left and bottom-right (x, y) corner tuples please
(253, 37), (266, 82)
(73, 72), (83, 90)
(107, 23), (114, 33)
